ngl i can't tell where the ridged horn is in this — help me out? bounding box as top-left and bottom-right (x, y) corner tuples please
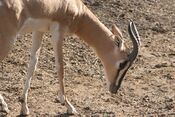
(128, 21), (141, 62)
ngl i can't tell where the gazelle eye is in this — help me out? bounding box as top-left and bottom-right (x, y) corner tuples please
(119, 60), (128, 70)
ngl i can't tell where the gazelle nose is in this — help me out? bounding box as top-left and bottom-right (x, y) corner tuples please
(109, 84), (120, 94)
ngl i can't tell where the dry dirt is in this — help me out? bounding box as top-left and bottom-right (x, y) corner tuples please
(0, 0), (175, 117)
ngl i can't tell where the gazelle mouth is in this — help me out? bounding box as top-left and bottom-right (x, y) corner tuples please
(109, 84), (120, 94)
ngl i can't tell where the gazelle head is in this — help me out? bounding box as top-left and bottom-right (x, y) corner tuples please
(107, 22), (141, 94)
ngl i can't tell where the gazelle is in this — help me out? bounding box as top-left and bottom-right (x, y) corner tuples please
(0, 0), (141, 115)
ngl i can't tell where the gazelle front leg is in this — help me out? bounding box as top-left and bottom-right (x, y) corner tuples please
(19, 32), (43, 115)
(50, 23), (77, 114)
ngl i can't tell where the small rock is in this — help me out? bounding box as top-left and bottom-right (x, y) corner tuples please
(163, 74), (173, 80)
(154, 63), (168, 68)
(84, 106), (91, 110)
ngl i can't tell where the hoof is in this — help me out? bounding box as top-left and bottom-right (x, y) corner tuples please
(67, 108), (79, 115)
(0, 104), (10, 114)
(0, 95), (9, 114)
(4, 108), (10, 114)
(20, 107), (29, 116)
(20, 110), (29, 116)
(20, 112), (30, 116)
(0, 107), (10, 114)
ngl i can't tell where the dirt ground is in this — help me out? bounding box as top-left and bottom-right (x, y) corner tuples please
(0, 0), (175, 116)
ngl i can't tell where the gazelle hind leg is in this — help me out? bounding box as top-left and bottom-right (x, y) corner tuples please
(19, 32), (43, 115)
(0, 94), (9, 113)
(50, 23), (78, 114)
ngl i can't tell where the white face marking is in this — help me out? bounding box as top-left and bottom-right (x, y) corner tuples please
(115, 61), (130, 85)
(120, 40), (125, 50)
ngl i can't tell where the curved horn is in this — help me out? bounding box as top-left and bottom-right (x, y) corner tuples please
(128, 22), (141, 62)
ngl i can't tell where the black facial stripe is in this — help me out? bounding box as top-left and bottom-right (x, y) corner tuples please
(115, 62), (132, 89)
(119, 60), (128, 70)
(117, 67), (129, 88)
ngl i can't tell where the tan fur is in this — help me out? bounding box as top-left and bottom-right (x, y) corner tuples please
(0, 0), (129, 115)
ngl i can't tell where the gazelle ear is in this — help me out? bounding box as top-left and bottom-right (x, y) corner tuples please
(114, 36), (125, 51)
(112, 24), (125, 51)
(112, 24), (123, 38)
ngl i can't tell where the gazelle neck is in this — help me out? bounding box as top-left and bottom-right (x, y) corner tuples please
(76, 8), (118, 62)
(76, 8), (120, 80)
